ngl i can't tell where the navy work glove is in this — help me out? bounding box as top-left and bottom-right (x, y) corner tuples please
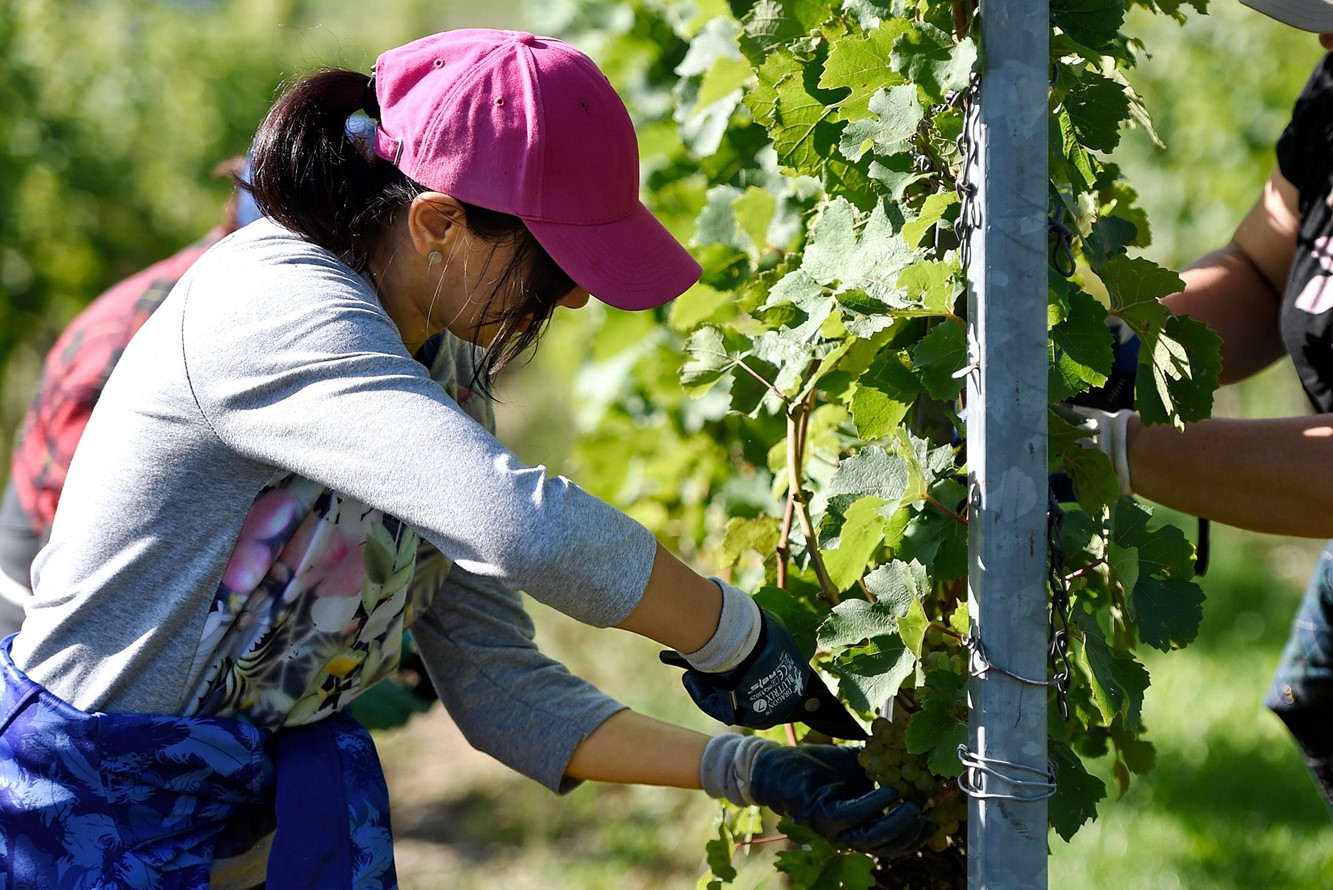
(702, 735), (934, 857)
(662, 608), (868, 740)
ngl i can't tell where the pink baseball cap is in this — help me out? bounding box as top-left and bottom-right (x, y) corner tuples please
(371, 29), (702, 311)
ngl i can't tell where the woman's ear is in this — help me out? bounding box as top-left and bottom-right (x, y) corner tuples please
(406, 192), (468, 260)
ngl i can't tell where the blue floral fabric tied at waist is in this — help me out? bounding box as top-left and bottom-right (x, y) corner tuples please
(0, 636), (396, 889)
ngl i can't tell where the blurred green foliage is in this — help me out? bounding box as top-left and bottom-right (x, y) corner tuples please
(1117, 3), (1324, 264)
(0, 0), (521, 458)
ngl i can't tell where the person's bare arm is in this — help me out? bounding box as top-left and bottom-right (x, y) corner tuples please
(1161, 167), (1300, 384)
(564, 709), (710, 787)
(1127, 413), (1333, 537)
(613, 542), (723, 653)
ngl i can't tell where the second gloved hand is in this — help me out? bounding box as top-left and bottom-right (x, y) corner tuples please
(701, 734), (934, 857)
(661, 581), (866, 739)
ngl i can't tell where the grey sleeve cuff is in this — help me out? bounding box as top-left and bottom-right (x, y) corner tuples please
(678, 579), (761, 673)
(700, 733), (779, 806)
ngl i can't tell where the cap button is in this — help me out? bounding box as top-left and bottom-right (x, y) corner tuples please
(515, 32), (537, 45)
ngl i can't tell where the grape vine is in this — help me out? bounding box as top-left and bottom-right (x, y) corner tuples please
(530, 0), (1217, 887)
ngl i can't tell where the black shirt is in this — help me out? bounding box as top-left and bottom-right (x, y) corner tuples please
(1277, 53), (1333, 412)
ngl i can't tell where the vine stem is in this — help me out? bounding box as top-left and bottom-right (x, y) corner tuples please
(734, 357), (786, 403)
(736, 834), (790, 849)
(924, 493), (968, 527)
(776, 495), (795, 588)
(787, 390), (839, 604)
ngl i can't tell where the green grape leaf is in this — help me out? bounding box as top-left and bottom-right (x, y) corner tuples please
(803, 197), (860, 286)
(721, 515), (782, 566)
(1076, 618), (1150, 731)
(851, 382), (910, 441)
(757, 45), (847, 176)
(896, 260), (961, 318)
(774, 824), (877, 890)
(731, 356), (783, 416)
(818, 23), (909, 119)
(1107, 541), (1141, 601)
(896, 481), (970, 582)
(1051, 0), (1127, 51)
(837, 84), (922, 161)
(734, 186), (778, 254)
(1099, 254), (1184, 318)
(696, 185), (750, 251)
(832, 638), (916, 712)
(818, 598), (903, 649)
(696, 54), (752, 111)
(1063, 69), (1130, 154)
(821, 495), (890, 591)
(1051, 287), (1113, 401)
(1111, 720), (1157, 776)
(1134, 521), (1195, 578)
(901, 192), (959, 250)
(912, 321), (968, 400)
(890, 25), (977, 104)
(738, 0), (831, 64)
(906, 676), (967, 759)
(862, 558), (930, 615)
(1083, 214), (1139, 270)
(682, 325), (737, 395)
(949, 599), (970, 639)
(825, 445), (921, 515)
(1049, 739), (1107, 842)
(1130, 575), (1205, 653)
(898, 596), (930, 657)
(867, 153), (932, 202)
(1057, 107), (1099, 189)
(1137, 314), (1223, 429)
(1051, 408), (1121, 513)
(703, 814), (739, 884)
(850, 349), (920, 439)
(669, 283), (738, 333)
(755, 584), (828, 659)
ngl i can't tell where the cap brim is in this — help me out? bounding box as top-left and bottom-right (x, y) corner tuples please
(524, 202), (702, 311)
(1241, 0), (1333, 31)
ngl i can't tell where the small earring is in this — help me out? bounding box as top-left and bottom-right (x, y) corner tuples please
(428, 250), (444, 266)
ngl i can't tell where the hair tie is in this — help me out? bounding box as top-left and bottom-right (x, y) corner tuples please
(361, 75), (381, 120)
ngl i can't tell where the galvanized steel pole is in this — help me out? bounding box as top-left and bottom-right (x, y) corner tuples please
(964, 1), (1050, 888)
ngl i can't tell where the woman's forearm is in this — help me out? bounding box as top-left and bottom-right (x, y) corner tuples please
(564, 709), (711, 788)
(612, 542), (723, 654)
(1128, 413), (1333, 537)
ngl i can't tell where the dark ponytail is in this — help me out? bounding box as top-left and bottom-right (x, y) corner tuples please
(247, 69), (416, 270)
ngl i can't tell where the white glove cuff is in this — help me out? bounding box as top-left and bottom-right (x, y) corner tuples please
(677, 579), (762, 674)
(1105, 408), (1134, 496)
(700, 733), (778, 806)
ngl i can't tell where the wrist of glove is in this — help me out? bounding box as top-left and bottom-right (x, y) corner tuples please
(662, 582), (866, 739)
(1069, 405), (1135, 497)
(700, 735), (934, 857)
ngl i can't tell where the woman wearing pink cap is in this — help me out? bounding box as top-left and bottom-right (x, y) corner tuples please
(0, 29), (929, 888)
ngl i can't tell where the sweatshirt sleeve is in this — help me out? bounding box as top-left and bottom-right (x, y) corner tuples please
(178, 233), (657, 628)
(409, 553), (627, 792)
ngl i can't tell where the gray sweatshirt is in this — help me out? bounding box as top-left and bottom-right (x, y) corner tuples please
(11, 219), (656, 790)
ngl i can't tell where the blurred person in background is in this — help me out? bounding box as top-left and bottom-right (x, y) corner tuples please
(1073, 0), (1333, 813)
(0, 28), (930, 889)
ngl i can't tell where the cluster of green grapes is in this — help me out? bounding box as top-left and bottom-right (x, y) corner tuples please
(858, 716), (966, 849)
(859, 712), (968, 887)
